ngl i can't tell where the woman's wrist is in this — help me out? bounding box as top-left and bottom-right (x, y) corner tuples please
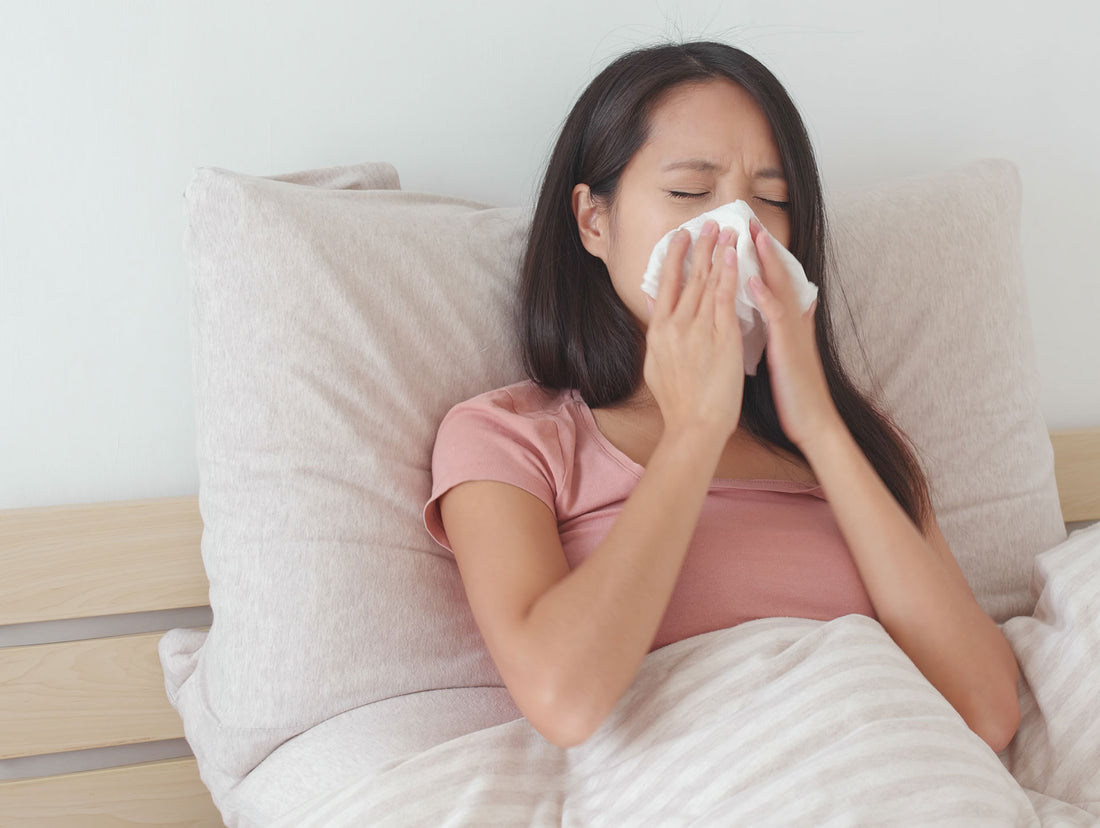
(795, 407), (848, 462)
(654, 420), (732, 471)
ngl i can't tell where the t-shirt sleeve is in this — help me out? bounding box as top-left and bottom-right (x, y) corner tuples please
(423, 389), (561, 553)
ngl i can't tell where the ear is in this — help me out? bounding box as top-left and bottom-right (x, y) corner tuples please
(572, 182), (609, 260)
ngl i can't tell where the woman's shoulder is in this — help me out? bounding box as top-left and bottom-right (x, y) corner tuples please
(443, 380), (577, 424)
(432, 381), (581, 489)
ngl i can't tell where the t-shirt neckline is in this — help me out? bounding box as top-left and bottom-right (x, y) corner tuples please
(569, 389), (825, 497)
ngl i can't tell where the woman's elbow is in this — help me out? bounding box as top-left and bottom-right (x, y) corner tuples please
(970, 682), (1021, 754)
(531, 712), (600, 749)
(519, 672), (608, 749)
(987, 699), (1021, 754)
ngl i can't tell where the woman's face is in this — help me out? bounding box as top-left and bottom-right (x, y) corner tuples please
(574, 78), (792, 326)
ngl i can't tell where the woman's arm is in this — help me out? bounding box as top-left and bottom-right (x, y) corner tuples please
(799, 418), (1021, 752)
(747, 222), (1020, 752)
(442, 223), (744, 748)
(440, 424), (726, 748)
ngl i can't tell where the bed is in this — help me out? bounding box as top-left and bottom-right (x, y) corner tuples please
(0, 456), (1097, 825)
(2, 158), (1099, 826)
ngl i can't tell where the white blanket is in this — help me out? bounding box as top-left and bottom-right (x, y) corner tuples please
(271, 525), (1100, 826)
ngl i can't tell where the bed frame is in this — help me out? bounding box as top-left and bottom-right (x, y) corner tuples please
(2, 428), (1098, 826)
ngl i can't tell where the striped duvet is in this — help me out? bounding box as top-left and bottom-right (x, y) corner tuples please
(272, 525), (1100, 826)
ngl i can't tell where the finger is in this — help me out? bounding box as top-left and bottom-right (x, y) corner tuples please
(675, 220), (720, 319)
(714, 240), (740, 331)
(748, 274), (780, 326)
(653, 229), (690, 319)
(754, 226), (797, 307)
(703, 228), (735, 313)
(691, 220), (720, 282)
(697, 238), (724, 319)
(748, 216), (764, 246)
(715, 226), (735, 260)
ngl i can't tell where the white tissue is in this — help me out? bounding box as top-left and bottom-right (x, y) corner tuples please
(640, 200), (818, 376)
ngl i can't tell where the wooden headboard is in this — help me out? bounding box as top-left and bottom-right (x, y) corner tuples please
(0, 498), (218, 826)
(1, 427), (1097, 826)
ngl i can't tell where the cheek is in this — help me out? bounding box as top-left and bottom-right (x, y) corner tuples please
(607, 241), (651, 315)
(760, 214), (792, 250)
(608, 214), (670, 293)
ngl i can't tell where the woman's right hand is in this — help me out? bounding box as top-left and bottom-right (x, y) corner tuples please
(643, 220), (745, 442)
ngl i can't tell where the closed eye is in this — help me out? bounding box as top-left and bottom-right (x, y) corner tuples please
(756, 197), (790, 210)
(668, 191), (789, 211)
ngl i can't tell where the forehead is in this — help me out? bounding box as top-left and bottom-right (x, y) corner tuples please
(639, 78), (781, 168)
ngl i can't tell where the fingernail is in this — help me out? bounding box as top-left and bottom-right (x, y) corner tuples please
(717, 228), (733, 245)
(700, 220), (718, 237)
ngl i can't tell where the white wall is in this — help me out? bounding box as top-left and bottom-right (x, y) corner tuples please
(2, 0), (1098, 510)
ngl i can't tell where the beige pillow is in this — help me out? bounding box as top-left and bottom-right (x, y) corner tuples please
(827, 159), (1065, 621)
(161, 163), (529, 812)
(161, 158), (1064, 819)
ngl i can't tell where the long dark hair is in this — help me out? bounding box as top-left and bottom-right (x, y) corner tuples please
(519, 40), (932, 527)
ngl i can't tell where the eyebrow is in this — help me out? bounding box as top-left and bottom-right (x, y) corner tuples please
(753, 167), (786, 181)
(660, 159), (721, 173)
(659, 159), (786, 180)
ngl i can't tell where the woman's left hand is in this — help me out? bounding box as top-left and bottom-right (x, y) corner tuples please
(747, 220), (840, 451)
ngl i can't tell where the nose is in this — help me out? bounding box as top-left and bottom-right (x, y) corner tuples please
(714, 178), (753, 210)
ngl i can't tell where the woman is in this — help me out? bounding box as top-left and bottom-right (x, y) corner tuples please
(423, 41), (1020, 752)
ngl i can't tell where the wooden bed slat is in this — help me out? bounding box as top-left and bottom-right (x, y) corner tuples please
(0, 756), (223, 827)
(0, 631), (195, 760)
(1051, 428), (1100, 523)
(0, 496), (208, 625)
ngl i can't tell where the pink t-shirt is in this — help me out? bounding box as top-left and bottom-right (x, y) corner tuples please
(423, 380), (876, 651)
